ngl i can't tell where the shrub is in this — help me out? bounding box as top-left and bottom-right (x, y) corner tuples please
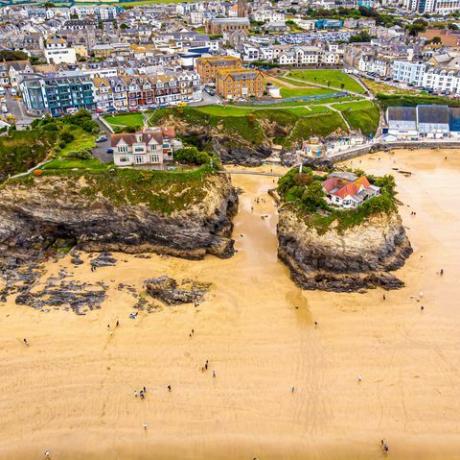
(60, 130), (75, 145)
(173, 147), (210, 165)
(66, 149), (93, 160)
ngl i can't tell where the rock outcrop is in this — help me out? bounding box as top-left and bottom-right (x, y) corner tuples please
(144, 276), (210, 305)
(0, 173), (238, 270)
(277, 207), (413, 292)
(158, 116), (273, 166)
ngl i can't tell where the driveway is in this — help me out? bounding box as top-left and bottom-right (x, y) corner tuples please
(92, 117), (115, 164)
(93, 137), (114, 164)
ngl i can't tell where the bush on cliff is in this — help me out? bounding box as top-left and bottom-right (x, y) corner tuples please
(174, 147), (210, 165)
(278, 167), (397, 233)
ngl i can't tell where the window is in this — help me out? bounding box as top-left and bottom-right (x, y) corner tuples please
(118, 145), (128, 153)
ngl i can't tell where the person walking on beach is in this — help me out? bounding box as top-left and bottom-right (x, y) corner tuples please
(44, 450), (51, 458)
(440, 268), (444, 276)
(23, 338), (29, 346)
(381, 439), (389, 454)
(167, 385), (172, 392)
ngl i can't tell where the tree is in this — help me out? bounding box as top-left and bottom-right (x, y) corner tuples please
(349, 31), (372, 43)
(0, 50), (29, 62)
(406, 19), (428, 37)
(173, 147), (210, 165)
(120, 23), (129, 30)
(301, 181), (327, 212)
(430, 36), (442, 44)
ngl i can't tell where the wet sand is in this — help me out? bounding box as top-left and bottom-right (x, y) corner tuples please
(1, 150), (460, 459)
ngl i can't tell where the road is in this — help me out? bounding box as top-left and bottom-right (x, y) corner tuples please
(4, 92), (36, 128)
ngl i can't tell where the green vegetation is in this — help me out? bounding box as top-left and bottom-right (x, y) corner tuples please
(30, 110), (101, 170)
(337, 101), (380, 136)
(173, 146), (212, 165)
(280, 87), (334, 98)
(377, 93), (460, 109)
(362, 78), (422, 96)
(278, 167), (397, 234)
(286, 70), (366, 94)
(349, 31), (373, 43)
(0, 129), (56, 183)
(0, 50), (29, 61)
(20, 165), (214, 215)
(104, 112), (144, 130)
(103, 101), (380, 149)
(288, 112), (347, 143)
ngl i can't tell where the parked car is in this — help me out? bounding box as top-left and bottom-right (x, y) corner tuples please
(1, 104), (8, 114)
(96, 135), (108, 143)
(106, 148), (114, 154)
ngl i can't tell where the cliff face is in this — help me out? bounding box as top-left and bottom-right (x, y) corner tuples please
(0, 173), (238, 267)
(277, 207), (413, 292)
(158, 117), (273, 166)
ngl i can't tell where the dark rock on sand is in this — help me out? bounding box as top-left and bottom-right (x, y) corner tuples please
(144, 276), (210, 305)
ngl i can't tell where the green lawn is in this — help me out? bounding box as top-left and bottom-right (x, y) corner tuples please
(57, 128), (96, 158)
(195, 105), (255, 117)
(105, 113), (145, 129)
(280, 87), (335, 98)
(286, 70), (366, 94)
(43, 158), (108, 170)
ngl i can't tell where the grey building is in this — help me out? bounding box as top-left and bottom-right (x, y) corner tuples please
(416, 105), (450, 135)
(386, 106), (417, 137)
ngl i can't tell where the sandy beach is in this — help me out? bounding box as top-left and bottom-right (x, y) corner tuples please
(1, 149), (460, 459)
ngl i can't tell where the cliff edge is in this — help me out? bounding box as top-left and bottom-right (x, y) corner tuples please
(278, 207), (413, 292)
(0, 169), (238, 267)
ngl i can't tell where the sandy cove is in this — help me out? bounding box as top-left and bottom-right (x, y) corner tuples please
(1, 150), (460, 459)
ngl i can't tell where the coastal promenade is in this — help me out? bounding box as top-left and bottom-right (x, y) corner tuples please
(327, 138), (460, 163)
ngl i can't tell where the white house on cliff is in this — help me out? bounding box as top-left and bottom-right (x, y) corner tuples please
(111, 127), (182, 167)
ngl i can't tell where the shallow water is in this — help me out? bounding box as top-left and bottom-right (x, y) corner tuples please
(1, 151), (460, 459)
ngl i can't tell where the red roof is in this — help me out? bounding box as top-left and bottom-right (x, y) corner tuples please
(323, 177), (341, 193)
(335, 182), (359, 199)
(111, 126), (175, 148)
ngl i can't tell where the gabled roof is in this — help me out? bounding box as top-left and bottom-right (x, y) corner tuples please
(417, 104), (449, 124)
(387, 106), (416, 123)
(111, 127), (175, 148)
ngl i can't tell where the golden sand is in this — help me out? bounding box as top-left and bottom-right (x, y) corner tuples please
(1, 150), (460, 459)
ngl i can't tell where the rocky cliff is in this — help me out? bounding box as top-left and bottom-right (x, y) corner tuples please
(0, 172), (238, 269)
(157, 114), (275, 166)
(277, 207), (413, 292)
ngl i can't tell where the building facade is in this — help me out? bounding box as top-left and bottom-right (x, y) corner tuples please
(111, 127), (181, 167)
(20, 73), (95, 116)
(196, 55), (242, 83)
(216, 68), (264, 99)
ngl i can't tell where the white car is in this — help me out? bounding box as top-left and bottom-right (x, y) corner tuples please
(1, 104), (8, 114)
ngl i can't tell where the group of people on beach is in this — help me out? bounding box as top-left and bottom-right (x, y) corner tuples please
(134, 386), (148, 400)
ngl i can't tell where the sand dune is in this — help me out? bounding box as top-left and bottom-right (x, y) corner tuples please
(1, 150), (460, 459)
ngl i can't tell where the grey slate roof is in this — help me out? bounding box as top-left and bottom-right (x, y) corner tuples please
(417, 105), (449, 124)
(387, 106), (416, 122)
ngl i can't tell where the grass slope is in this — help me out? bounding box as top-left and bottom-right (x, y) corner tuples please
(336, 101), (380, 136)
(287, 70), (366, 94)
